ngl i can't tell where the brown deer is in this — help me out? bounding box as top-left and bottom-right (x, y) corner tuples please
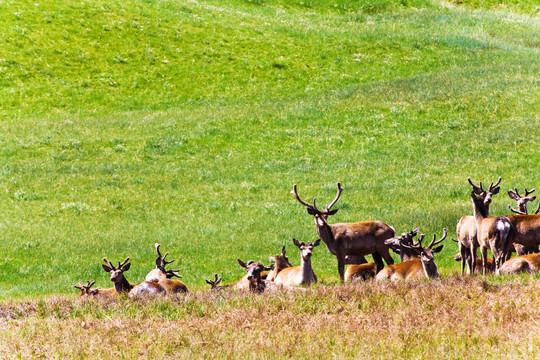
(102, 257), (165, 297)
(74, 280), (117, 297)
(274, 239), (319, 286)
(455, 178), (501, 275)
(145, 243), (188, 293)
(452, 239), (494, 273)
(498, 253), (540, 275)
(375, 229), (446, 281)
(345, 263), (377, 282)
(292, 182), (395, 282)
(507, 188), (540, 255)
(468, 177), (512, 274)
(383, 228), (420, 262)
(237, 259), (278, 293)
(266, 246), (293, 281)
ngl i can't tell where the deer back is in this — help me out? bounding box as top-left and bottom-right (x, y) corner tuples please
(158, 278), (189, 294)
(506, 214), (540, 248)
(345, 263), (376, 282)
(129, 281), (166, 298)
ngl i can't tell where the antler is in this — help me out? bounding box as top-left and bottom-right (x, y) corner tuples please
(326, 182), (344, 211)
(488, 177), (502, 193)
(508, 204), (527, 215)
(468, 177), (484, 194)
(155, 243), (175, 268)
(206, 273), (222, 289)
(103, 257), (116, 270)
(165, 269), (182, 278)
(291, 184), (316, 209)
(428, 228), (447, 249)
(401, 233), (425, 251)
(118, 257), (130, 269)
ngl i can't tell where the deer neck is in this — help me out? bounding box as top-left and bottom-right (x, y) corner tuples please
(315, 219), (337, 254)
(113, 274), (134, 294)
(249, 278), (265, 293)
(421, 260), (439, 279)
(399, 249), (417, 262)
(300, 256), (313, 284)
(472, 199), (489, 225)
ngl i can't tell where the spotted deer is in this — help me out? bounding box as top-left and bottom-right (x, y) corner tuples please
(102, 257), (165, 297)
(274, 239), (319, 286)
(292, 182), (394, 281)
(376, 229), (446, 281)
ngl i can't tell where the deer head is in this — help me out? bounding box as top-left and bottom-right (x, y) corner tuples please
(74, 280), (99, 296)
(508, 188), (537, 215)
(468, 177), (501, 208)
(269, 246), (292, 269)
(291, 183), (343, 226)
(400, 228), (447, 265)
(205, 273), (223, 291)
(237, 259), (273, 288)
(292, 238), (320, 261)
(154, 243), (182, 279)
(102, 257), (131, 282)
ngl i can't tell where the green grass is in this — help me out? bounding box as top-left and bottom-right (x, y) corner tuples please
(0, 0), (539, 299)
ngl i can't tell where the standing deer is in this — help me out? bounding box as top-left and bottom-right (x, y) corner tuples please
(102, 257), (165, 297)
(375, 229), (447, 281)
(274, 238), (319, 286)
(292, 183), (395, 282)
(145, 243), (188, 293)
(74, 281), (117, 297)
(266, 246), (293, 281)
(237, 259), (278, 293)
(455, 178), (501, 275)
(468, 177), (512, 274)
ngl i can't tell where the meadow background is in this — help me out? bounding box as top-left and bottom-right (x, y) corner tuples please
(0, 0), (539, 357)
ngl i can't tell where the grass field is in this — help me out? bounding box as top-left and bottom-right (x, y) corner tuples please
(0, 0), (539, 357)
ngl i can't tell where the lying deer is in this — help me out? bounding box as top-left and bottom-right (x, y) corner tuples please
(206, 273), (225, 291)
(344, 263), (377, 282)
(274, 239), (319, 286)
(498, 253), (540, 275)
(507, 188), (540, 255)
(145, 243), (188, 293)
(237, 259), (278, 293)
(102, 257), (165, 297)
(375, 229), (446, 281)
(469, 177), (512, 273)
(74, 280), (116, 297)
(292, 182), (395, 281)
(266, 246), (293, 281)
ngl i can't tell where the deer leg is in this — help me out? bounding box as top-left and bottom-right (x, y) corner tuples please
(337, 254), (345, 282)
(372, 251), (385, 274)
(460, 244), (467, 275)
(469, 245), (476, 275)
(481, 246), (488, 276)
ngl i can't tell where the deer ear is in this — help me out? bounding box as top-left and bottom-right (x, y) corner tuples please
(492, 187), (500, 195)
(264, 264), (275, 271)
(281, 246), (286, 256)
(102, 264), (113, 272)
(238, 259), (247, 269)
(269, 256), (275, 263)
(432, 245), (444, 253)
(121, 262), (131, 272)
(307, 208), (317, 216)
(326, 209), (338, 216)
(508, 190), (519, 200)
(313, 239), (321, 247)
(531, 196), (537, 202)
(293, 238), (302, 248)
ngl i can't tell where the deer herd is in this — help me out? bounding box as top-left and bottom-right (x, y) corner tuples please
(75, 177), (540, 298)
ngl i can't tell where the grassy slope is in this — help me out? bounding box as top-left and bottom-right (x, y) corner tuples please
(0, 0), (539, 298)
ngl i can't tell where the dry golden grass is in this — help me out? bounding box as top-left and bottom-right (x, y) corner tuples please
(1, 277), (540, 359)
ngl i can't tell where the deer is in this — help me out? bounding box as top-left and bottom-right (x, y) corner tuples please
(468, 177), (512, 274)
(454, 178), (501, 275)
(292, 182), (395, 282)
(507, 188), (540, 255)
(206, 273), (225, 291)
(344, 263), (377, 282)
(375, 228), (447, 281)
(497, 253), (540, 275)
(345, 228), (420, 282)
(102, 257), (165, 297)
(145, 243), (188, 293)
(74, 280), (117, 297)
(452, 239), (494, 273)
(266, 246), (293, 281)
(274, 238), (319, 286)
(237, 259), (279, 293)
